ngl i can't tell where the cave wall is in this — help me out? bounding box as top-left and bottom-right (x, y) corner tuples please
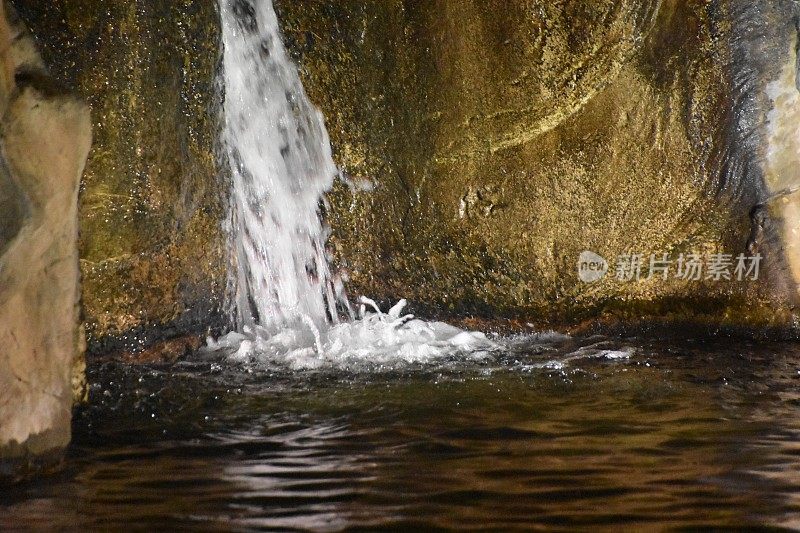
(17, 1), (228, 353)
(275, 0), (798, 329)
(0, 1), (91, 480)
(16, 0), (800, 351)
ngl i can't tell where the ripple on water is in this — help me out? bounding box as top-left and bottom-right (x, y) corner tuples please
(4, 336), (800, 530)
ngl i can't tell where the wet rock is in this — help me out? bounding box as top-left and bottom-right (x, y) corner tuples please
(17, 1), (228, 352)
(276, 0), (800, 329)
(0, 1), (91, 481)
(100, 335), (204, 365)
(16, 0), (800, 347)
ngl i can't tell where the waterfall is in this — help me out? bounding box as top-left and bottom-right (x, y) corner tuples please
(213, 0), (496, 369)
(220, 0), (343, 332)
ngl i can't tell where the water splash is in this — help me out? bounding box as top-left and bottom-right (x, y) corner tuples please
(217, 0), (497, 368)
(207, 298), (497, 370)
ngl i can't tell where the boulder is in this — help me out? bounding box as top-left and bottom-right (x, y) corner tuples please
(0, 1), (91, 481)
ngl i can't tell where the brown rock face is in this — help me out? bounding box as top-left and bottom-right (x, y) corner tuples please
(0, 2), (91, 480)
(16, 1), (228, 354)
(276, 0), (800, 330)
(16, 0), (800, 353)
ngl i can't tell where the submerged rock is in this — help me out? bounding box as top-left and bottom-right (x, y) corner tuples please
(0, 2), (91, 480)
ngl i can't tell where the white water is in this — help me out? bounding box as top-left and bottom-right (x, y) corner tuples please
(221, 0), (339, 332)
(216, 0), (496, 369)
(208, 297), (497, 370)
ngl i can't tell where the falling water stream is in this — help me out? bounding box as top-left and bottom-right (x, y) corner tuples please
(220, 0), (339, 332)
(212, 0), (495, 369)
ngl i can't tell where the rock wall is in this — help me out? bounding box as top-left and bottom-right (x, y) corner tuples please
(276, 0), (799, 330)
(16, 0), (800, 352)
(0, 2), (91, 480)
(16, 1), (228, 354)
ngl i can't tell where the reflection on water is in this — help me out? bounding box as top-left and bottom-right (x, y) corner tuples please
(3, 334), (800, 530)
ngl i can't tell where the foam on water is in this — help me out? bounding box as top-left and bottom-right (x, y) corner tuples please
(217, 0), (500, 369)
(209, 298), (498, 370)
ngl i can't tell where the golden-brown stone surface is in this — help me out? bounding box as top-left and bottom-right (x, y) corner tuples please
(17, 0), (800, 349)
(275, 0), (797, 329)
(19, 1), (228, 349)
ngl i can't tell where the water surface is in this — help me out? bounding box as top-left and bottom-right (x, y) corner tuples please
(3, 334), (800, 530)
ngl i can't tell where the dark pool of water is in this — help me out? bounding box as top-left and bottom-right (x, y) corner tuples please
(3, 333), (800, 530)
